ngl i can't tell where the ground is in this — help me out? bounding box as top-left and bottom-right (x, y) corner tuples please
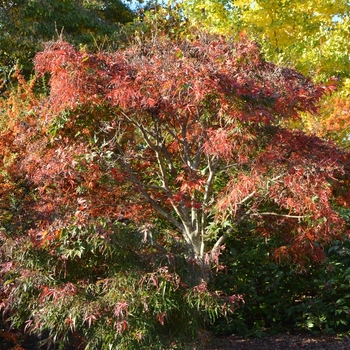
(203, 333), (350, 350)
(2, 329), (350, 349)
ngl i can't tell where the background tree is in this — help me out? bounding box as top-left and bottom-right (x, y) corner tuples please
(0, 0), (135, 80)
(182, 0), (350, 79)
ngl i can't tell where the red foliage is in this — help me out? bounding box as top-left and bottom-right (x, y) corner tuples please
(1, 33), (349, 265)
(34, 36), (323, 123)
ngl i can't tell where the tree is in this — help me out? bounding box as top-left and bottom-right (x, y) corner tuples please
(2, 33), (347, 267)
(0, 0), (135, 79)
(181, 0), (350, 80)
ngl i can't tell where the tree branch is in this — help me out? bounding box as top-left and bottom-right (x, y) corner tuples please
(212, 234), (227, 252)
(113, 140), (186, 234)
(251, 212), (306, 219)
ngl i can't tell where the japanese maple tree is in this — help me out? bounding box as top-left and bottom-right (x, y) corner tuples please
(8, 33), (349, 273)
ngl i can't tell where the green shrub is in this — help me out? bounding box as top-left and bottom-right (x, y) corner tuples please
(293, 239), (350, 334)
(213, 232), (350, 337)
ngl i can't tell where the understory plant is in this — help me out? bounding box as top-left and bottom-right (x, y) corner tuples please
(0, 218), (240, 349)
(213, 222), (350, 337)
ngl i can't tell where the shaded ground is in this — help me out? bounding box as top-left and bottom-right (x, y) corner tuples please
(2, 329), (350, 349)
(204, 333), (350, 350)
